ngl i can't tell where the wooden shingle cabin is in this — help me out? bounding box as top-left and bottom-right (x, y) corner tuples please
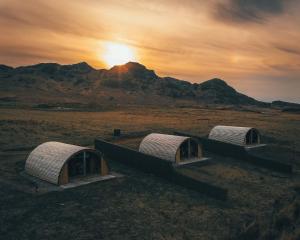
(25, 142), (109, 185)
(139, 133), (207, 165)
(208, 125), (261, 146)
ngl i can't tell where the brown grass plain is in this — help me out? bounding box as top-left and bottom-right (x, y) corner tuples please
(0, 106), (300, 240)
(0, 106), (299, 150)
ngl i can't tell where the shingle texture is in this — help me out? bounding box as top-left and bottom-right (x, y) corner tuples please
(25, 142), (92, 184)
(208, 125), (259, 146)
(139, 133), (190, 162)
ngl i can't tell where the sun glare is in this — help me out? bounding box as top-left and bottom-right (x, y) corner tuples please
(102, 42), (137, 68)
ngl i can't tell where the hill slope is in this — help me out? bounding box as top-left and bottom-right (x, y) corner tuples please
(0, 62), (268, 107)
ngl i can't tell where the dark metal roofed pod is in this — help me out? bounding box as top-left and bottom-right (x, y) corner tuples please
(208, 125), (261, 146)
(25, 141), (108, 185)
(139, 133), (203, 163)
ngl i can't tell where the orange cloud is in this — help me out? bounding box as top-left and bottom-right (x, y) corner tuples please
(0, 0), (299, 102)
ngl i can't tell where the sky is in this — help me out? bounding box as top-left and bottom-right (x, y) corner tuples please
(0, 0), (299, 103)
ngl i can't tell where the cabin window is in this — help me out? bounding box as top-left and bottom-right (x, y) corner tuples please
(179, 139), (199, 161)
(246, 129), (259, 145)
(68, 152), (101, 179)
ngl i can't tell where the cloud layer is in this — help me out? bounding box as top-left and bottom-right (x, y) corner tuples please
(0, 0), (299, 102)
(214, 0), (285, 24)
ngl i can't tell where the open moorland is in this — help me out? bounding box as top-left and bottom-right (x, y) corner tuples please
(0, 106), (300, 240)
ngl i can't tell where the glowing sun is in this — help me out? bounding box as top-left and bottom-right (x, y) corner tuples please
(102, 42), (137, 67)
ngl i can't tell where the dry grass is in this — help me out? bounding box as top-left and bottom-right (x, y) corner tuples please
(0, 106), (300, 240)
(0, 106), (299, 151)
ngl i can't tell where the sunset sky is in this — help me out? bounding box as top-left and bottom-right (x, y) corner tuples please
(0, 0), (299, 103)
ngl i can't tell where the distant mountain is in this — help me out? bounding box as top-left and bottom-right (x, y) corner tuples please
(0, 61), (272, 107)
(271, 100), (300, 108)
(271, 100), (300, 113)
(0, 64), (14, 72)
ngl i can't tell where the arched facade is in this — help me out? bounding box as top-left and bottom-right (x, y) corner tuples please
(208, 125), (261, 146)
(25, 142), (109, 185)
(139, 133), (202, 163)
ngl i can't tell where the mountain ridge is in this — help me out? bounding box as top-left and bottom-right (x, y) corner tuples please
(0, 61), (297, 108)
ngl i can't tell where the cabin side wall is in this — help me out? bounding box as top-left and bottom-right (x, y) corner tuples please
(101, 157), (109, 176)
(198, 144), (202, 158)
(58, 163), (69, 185)
(175, 150), (180, 163)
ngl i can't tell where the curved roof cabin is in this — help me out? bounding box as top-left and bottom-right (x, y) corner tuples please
(139, 133), (203, 164)
(208, 125), (261, 146)
(25, 142), (109, 185)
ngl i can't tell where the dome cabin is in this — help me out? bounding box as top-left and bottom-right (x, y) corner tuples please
(208, 125), (261, 146)
(139, 133), (204, 164)
(25, 142), (109, 185)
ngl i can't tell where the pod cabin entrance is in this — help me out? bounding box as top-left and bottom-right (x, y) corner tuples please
(67, 151), (101, 179)
(176, 139), (202, 163)
(245, 129), (260, 145)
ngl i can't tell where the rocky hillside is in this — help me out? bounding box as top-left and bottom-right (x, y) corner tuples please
(0, 61), (268, 107)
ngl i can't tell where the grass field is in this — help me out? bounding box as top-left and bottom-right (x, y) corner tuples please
(0, 106), (299, 150)
(0, 106), (299, 239)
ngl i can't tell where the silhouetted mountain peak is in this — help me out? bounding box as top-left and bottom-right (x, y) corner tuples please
(108, 62), (158, 79)
(13, 62), (95, 75)
(200, 78), (236, 92)
(72, 62), (94, 70)
(13, 63), (60, 74)
(110, 62), (145, 70)
(202, 78), (229, 87)
(61, 62), (95, 73)
(0, 64), (14, 72)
